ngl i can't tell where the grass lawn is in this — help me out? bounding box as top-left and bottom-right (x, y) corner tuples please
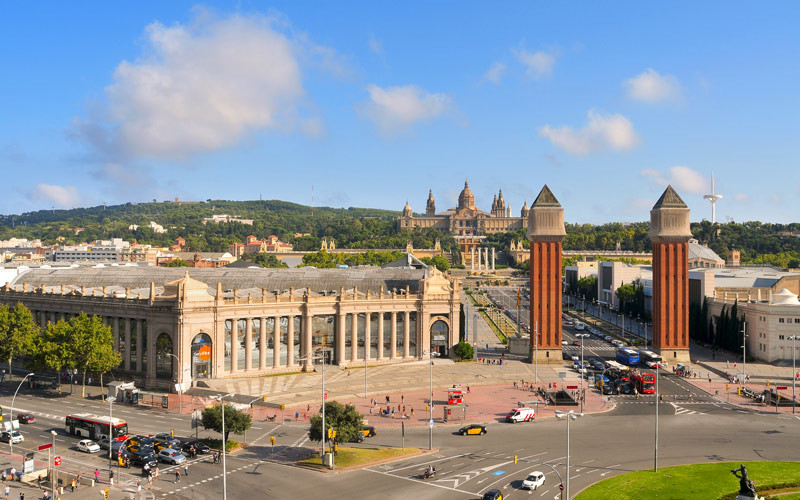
(575, 462), (800, 500)
(298, 447), (421, 469)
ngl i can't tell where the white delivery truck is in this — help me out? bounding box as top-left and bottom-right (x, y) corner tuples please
(505, 407), (536, 423)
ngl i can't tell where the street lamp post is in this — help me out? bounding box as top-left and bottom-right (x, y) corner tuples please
(50, 430), (56, 500)
(555, 410), (583, 499)
(654, 364), (659, 472)
(424, 350), (435, 450)
(577, 334), (589, 413)
(211, 393), (234, 500)
(107, 395), (116, 481)
(788, 336), (797, 415)
(10, 372), (34, 456)
(741, 323), (748, 392)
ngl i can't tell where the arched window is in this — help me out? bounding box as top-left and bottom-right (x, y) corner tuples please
(191, 333), (213, 379)
(155, 333), (173, 379)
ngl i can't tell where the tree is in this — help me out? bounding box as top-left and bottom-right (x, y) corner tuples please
(59, 313), (117, 398)
(201, 404), (252, 443)
(163, 258), (191, 267)
(420, 256), (450, 273)
(26, 319), (71, 391)
(453, 341), (474, 361)
(308, 401), (363, 445)
(0, 303), (38, 377)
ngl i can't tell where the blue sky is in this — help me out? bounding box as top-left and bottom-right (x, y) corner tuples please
(1, 2), (798, 223)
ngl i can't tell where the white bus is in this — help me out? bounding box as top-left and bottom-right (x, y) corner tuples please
(639, 350), (666, 369)
(574, 321), (585, 331)
(604, 359), (630, 372)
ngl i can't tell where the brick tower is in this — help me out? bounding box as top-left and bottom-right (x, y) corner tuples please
(649, 185), (693, 364)
(527, 185), (565, 364)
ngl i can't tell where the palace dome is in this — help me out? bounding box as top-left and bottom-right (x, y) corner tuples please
(458, 180), (475, 210)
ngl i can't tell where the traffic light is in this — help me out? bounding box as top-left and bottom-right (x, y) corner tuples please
(327, 428), (332, 439)
(170, 429), (174, 437)
(737, 387), (741, 395)
(726, 384), (730, 392)
(514, 454), (518, 464)
(270, 435), (275, 446)
(263, 395), (267, 402)
(103, 488), (109, 499)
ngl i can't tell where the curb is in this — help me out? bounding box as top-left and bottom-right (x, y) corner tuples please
(292, 447), (439, 474)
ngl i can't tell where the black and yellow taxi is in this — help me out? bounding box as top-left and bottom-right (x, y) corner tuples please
(458, 424), (487, 436)
(349, 426), (377, 443)
(482, 489), (503, 500)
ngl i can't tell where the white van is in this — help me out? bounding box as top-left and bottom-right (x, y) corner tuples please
(506, 407), (535, 423)
(574, 322), (585, 331)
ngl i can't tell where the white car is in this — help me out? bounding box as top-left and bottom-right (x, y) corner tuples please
(77, 439), (101, 453)
(0, 431), (24, 444)
(522, 471), (546, 490)
(158, 448), (187, 465)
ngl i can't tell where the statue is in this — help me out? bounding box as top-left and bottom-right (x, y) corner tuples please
(730, 464), (758, 498)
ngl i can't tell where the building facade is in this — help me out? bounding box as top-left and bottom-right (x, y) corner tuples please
(0, 266), (460, 391)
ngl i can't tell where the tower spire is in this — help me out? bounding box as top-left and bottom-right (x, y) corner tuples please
(703, 172), (723, 223)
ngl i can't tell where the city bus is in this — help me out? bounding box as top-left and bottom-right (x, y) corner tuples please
(616, 347), (640, 366)
(65, 414), (128, 441)
(639, 350), (665, 369)
(604, 360), (630, 382)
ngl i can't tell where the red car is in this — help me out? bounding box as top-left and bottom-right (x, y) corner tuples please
(18, 414), (35, 424)
(573, 341), (581, 346)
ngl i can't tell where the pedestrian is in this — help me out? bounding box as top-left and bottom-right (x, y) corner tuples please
(137, 480), (141, 496)
(401, 394), (405, 404)
(76, 474), (81, 488)
(94, 469), (100, 483)
(174, 470), (180, 483)
(467, 386), (470, 394)
(183, 464), (188, 477)
(9, 469), (15, 482)
(410, 407), (414, 417)
(304, 412), (307, 421)
(154, 467), (160, 480)
(369, 407), (373, 416)
(307, 404), (310, 413)
(4, 484), (9, 500)
(2, 469), (6, 481)
(385, 395), (390, 404)
(295, 411), (299, 421)
(109, 470), (114, 486)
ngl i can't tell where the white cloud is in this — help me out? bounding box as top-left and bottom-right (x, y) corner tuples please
(734, 193), (750, 202)
(28, 184), (82, 208)
(483, 62), (506, 84)
(71, 11), (332, 161)
(513, 48), (556, 78)
(368, 34), (383, 55)
(358, 84), (451, 133)
(624, 68), (681, 103)
(539, 110), (640, 155)
(641, 166), (708, 195)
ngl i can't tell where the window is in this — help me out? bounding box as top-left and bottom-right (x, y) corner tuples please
(795, 319), (800, 324)
(779, 318), (785, 323)
(779, 335), (785, 340)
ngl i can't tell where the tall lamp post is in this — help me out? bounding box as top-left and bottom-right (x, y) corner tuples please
(10, 372), (34, 456)
(423, 350), (437, 450)
(654, 364), (659, 472)
(555, 410), (583, 499)
(107, 396), (116, 480)
(741, 323), (748, 392)
(50, 430), (56, 500)
(297, 344), (328, 465)
(788, 336), (797, 415)
(211, 393), (234, 500)
(576, 334), (589, 413)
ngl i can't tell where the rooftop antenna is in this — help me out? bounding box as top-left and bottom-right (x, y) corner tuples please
(703, 172), (723, 223)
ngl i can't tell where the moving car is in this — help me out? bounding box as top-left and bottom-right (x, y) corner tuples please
(0, 431), (24, 444)
(458, 424), (487, 436)
(128, 436), (155, 447)
(181, 441), (211, 455)
(17, 414), (35, 424)
(129, 450), (158, 466)
(521, 471), (546, 490)
(573, 340), (582, 346)
(77, 439), (101, 453)
(359, 426), (376, 438)
(158, 448), (187, 465)
(154, 433), (181, 448)
(482, 489), (503, 500)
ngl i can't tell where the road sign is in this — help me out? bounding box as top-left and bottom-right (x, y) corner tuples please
(54, 456), (61, 466)
(777, 386), (788, 390)
(38, 443), (52, 451)
(567, 385), (578, 390)
(429, 419), (434, 428)
(559, 484), (564, 491)
(324, 393), (328, 400)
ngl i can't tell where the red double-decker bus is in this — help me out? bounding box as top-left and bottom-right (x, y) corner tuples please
(447, 385), (465, 405)
(633, 372), (655, 394)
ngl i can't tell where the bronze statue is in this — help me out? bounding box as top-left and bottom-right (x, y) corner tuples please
(730, 464), (758, 497)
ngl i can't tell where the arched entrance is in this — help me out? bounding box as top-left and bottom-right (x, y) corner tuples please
(430, 320), (450, 358)
(191, 333), (213, 379)
(155, 333), (173, 379)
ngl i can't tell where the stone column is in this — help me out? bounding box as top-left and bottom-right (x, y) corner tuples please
(485, 247), (489, 270)
(377, 313), (384, 360)
(136, 320), (143, 373)
(471, 247), (475, 271)
(40, 311), (47, 331)
(364, 313), (371, 361)
(351, 313), (358, 362)
(492, 248), (496, 270)
(390, 312), (397, 359)
(273, 317), (280, 369)
(259, 318), (267, 370)
(302, 312), (312, 372)
(477, 249), (482, 270)
(287, 315), (295, 367)
(403, 311), (410, 358)
(231, 318), (239, 373)
(336, 313), (346, 365)
(124, 319), (131, 371)
(244, 318), (253, 371)
(112, 317), (120, 356)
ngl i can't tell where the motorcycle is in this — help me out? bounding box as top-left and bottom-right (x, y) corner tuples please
(423, 467), (437, 479)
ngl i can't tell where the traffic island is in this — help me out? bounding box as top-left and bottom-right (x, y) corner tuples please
(574, 461), (800, 500)
(296, 447), (429, 472)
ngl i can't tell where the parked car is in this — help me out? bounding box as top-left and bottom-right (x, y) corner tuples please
(158, 448), (187, 465)
(522, 471), (546, 490)
(129, 450), (158, 466)
(0, 431), (23, 444)
(77, 439), (101, 453)
(154, 433), (181, 447)
(458, 424), (487, 436)
(17, 414), (35, 424)
(573, 340), (581, 346)
(128, 436), (155, 447)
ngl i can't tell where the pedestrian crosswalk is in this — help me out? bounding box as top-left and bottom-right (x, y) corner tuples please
(563, 345), (617, 352)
